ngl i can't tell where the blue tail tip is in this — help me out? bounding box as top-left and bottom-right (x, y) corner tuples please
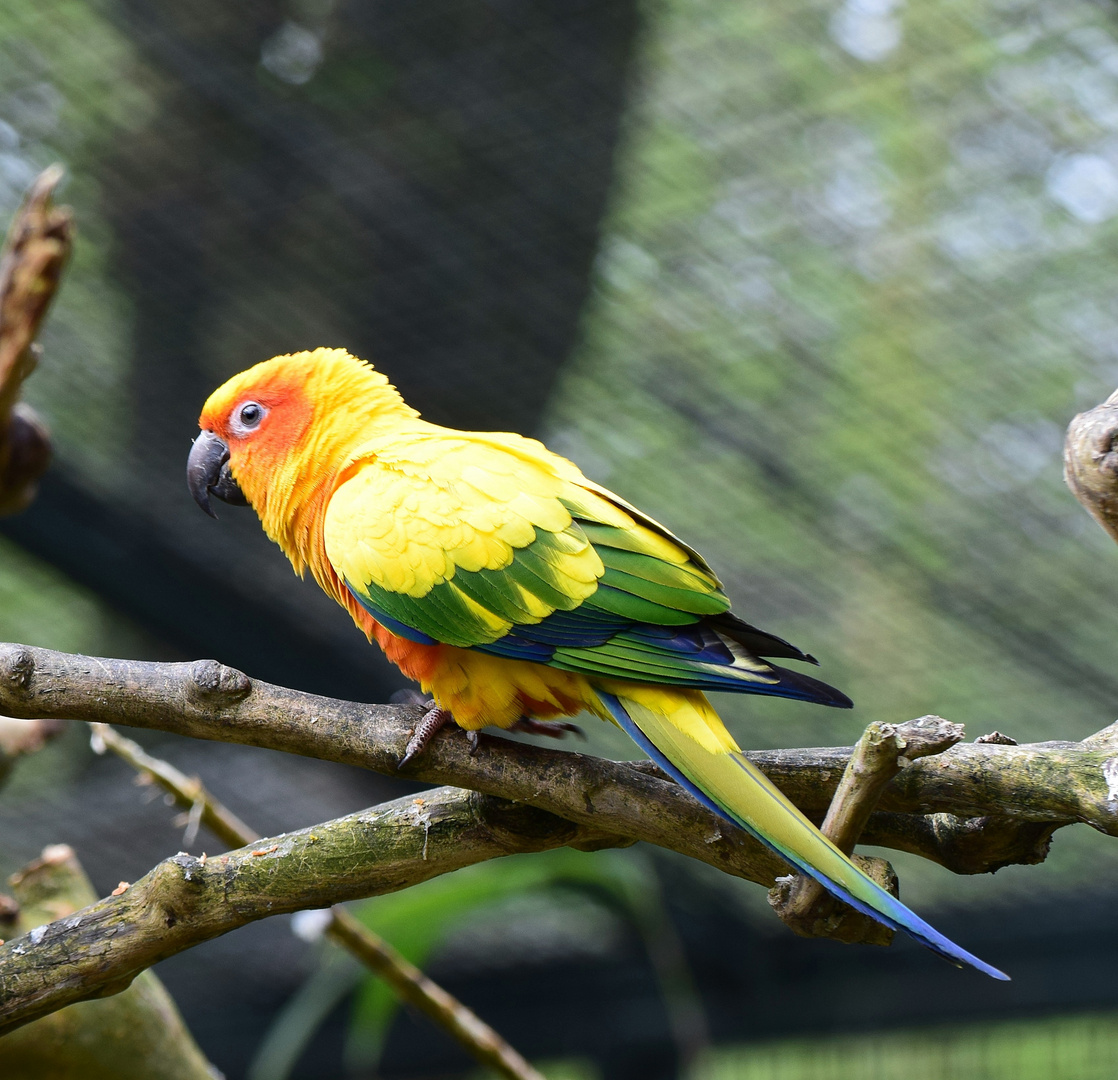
(967, 957), (1011, 982)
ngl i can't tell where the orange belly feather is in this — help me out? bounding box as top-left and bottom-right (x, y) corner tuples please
(373, 622), (592, 729)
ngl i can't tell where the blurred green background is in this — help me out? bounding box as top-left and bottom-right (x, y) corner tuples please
(3, 0), (1118, 1076)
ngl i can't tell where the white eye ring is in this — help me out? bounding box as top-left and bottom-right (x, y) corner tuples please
(232, 401), (267, 435)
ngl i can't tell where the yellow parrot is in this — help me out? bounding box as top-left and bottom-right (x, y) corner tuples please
(187, 347), (1006, 980)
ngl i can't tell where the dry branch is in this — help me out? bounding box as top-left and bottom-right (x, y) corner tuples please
(1, 645), (1115, 861)
(1, 644), (1116, 877)
(769, 715), (965, 944)
(0, 166), (71, 516)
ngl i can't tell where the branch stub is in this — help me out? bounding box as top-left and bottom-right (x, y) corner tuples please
(0, 646), (34, 694)
(186, 660), (251, 704)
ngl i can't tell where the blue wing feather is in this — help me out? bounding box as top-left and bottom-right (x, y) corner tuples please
(345, 578), (848, 706)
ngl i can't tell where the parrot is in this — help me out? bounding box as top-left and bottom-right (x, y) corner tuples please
(187, 347), (1006, 980)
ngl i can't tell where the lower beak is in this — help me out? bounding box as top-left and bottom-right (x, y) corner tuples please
(187, 430), (248, 518)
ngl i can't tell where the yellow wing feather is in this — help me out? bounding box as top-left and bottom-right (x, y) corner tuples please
(323, 432), (605, 617)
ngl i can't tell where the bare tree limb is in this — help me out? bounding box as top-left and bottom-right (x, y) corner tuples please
(1, 641), (1115, 1031)
(0, 166), (71, 516)
(89, 723), (545, 1080)
(0, 785), (608, 1035)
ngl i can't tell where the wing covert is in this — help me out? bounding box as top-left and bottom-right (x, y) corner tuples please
(323, 438), (604, 648)
(323, 431), (767, 686)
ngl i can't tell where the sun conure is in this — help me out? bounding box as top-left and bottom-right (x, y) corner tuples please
(188, 347), (1006, 980)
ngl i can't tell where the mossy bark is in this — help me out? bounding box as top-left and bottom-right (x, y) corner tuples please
(0, 787), (607, 1034)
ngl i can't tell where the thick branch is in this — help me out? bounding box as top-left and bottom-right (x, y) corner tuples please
(0, 645), (1114, 873)
(0, 786), (605, 1035)
(0, 846), (216, 1079)
(3, 645), (1109, 1028)
(0, 167), (71, 516)
(90, 723), (545, 1080)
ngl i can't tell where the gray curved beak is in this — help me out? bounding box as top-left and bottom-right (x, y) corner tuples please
(187, 430), (248, 518)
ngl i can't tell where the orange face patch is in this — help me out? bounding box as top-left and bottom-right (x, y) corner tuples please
(200, 368), (315, 491)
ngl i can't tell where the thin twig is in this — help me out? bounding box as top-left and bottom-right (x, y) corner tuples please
(326, 908), (545, 1080)
(88, 723), (545, 1080)
(88, 723), (256, 848)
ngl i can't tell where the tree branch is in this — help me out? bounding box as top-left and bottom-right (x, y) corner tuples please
(2, 642), (1115, 1029)
(0, 643), (1114, 874)
(89, 723), (545, 1080)
(769, 715), (964, 944)
(0, 785), (608, 1035)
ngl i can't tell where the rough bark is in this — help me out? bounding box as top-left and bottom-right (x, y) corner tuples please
(0, 786), (609, 1035)
(769, 715), (965, 944)
(5, 645), (1113, 879)
(89, 723), (545, 1080)
(0, 845), (217, 1078)
(2, 634), (1117, 1032)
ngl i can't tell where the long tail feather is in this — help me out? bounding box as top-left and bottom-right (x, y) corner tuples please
(594, 688), (1008, 981)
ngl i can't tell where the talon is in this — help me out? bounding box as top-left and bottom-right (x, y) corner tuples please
(510, 717), (586, 741)
(398, 704), (453, 768)
(466, 730), (480, 755)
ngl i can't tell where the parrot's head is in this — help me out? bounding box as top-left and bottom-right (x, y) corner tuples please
(188, 347), (418, 525)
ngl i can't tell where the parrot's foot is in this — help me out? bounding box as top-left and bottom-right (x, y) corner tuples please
(510, 717), (586, 741)
(398, 703), (454, 768)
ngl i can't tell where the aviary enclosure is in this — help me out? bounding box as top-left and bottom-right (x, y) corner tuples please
(4, 1), (1118, 1078)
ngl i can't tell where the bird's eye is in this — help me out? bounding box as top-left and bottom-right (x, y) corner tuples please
(237, 402), (264, 429)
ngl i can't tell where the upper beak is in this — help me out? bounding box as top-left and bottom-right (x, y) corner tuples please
(187, 430), (248, 518)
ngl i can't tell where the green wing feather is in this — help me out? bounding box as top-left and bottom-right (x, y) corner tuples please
(326, 432), (736, 655)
